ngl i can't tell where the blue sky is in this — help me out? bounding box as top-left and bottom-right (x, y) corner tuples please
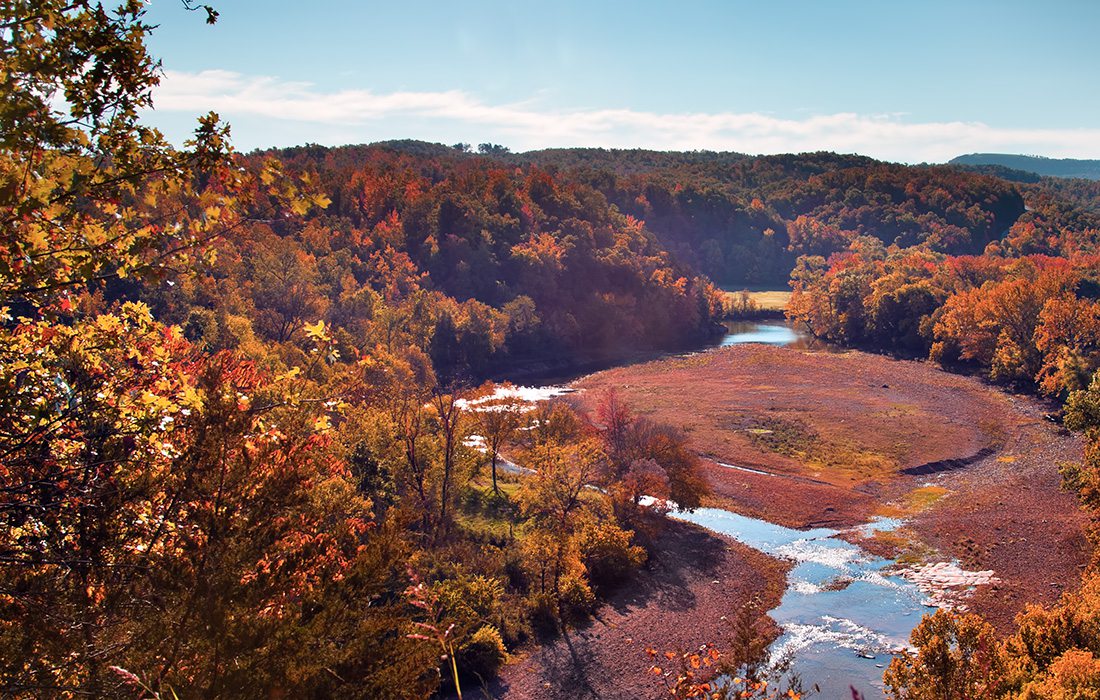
(142, 0), (1100, 162)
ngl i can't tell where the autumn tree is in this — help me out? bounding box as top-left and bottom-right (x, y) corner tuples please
(1034, 296), (1100, 396)
(470, 386), (522, 494)
(884, 609), (1006, 699)
(361, 345), (440, 532)
(517, 437), (604, 616)
(0, 3), (426, 697)
(931, 267), (1073, 384)
(593, 390), (709, 515)
(431, 388), (466, 531)
(249, 231), (329, 342)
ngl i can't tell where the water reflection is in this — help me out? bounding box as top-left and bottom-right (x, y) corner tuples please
(717, 320), (831, 351)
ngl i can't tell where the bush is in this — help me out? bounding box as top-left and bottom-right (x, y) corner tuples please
(434, 575), (505, 624)
(578, 520), (647, 591)
(457, 625), (507, 683)
(528, 592), (559, 635)
(558, 573), (596, 621)
(503, 553), (529, 593)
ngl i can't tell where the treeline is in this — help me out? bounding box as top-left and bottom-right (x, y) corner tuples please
(786, 222), (1100, 397)
(492, 146), (1024, 287)
(179, 142), (725, 384)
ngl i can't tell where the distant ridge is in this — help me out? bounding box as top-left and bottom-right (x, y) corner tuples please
(950, 153), (1100, 180)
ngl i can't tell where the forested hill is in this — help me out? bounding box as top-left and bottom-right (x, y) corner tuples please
(269, 142), (1027, 292)
(951, 153), (1100, 180)
(176, 141), (1043, 384)
(509, 148), (1026, 284)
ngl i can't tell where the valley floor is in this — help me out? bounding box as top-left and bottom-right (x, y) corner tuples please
(572, 344), (1090, 632)
(492, 343), (1090, 697)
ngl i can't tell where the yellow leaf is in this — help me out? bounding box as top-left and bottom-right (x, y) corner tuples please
(276, 366), (301, 381)
(290, 197), (311, 216)
(304, 319), (327, 340)
(25, 227), (49, 252)
(261, 164), (279, 185)
(180, 385), (204, 411)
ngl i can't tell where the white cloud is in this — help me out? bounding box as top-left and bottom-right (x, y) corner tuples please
(151, 69), (1100, 163)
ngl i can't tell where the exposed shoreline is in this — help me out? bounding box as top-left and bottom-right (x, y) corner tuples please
(571, 344), (1090, 631)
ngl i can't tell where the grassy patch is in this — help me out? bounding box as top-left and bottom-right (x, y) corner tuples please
(738, 415), (896, 481)
(720, 289), (791, 311)
(746, 290), (791, 311)
(868, 528), (935, 565)
(742, 416), (817, 456)
(718, 289), (791, 318)
(878, 485), (950, 518)
(904, 485), (949, 512)
(456, 479), (523, 542)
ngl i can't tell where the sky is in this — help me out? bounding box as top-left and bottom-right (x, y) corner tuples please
(142, 0), (1100, 163)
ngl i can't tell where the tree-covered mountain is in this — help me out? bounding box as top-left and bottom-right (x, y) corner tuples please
(950, 153), (1100, 180)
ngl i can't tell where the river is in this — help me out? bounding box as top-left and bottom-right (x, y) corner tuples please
(671, 508), (924, 697)
(504, 322), (936, 698)
(710, 319), (836, 352)
(696, 323), (925, 696)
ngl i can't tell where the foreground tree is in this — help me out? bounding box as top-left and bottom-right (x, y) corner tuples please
(470, 386), (522, 494)
(884, 609), (1006, 699)
(0, 3), (429, 697)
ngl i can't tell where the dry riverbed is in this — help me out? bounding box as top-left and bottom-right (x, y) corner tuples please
(572, 344), (1091, 633)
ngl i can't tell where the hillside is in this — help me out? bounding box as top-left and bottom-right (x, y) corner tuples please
(951, 153), (1100, 180)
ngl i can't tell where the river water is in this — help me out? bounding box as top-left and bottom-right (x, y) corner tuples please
(508, 321), (937, 697)
(712, 320), (837, 352)
(671, 508), (925, 698)
(694, 323), (927, 697)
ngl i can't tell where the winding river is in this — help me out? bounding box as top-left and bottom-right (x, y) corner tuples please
(507, 321), (940, 697)
(688, 323), (935, 697)
(684, 323), (929, 697)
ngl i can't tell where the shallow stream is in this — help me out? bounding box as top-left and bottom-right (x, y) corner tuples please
(671, 507), (925, 698)
(506, 321), (950, 698)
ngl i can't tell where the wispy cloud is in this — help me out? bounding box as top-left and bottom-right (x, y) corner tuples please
(152, 70), (1100, 163)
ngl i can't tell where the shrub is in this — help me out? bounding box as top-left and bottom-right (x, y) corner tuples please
(434, 574), (505, 624)
(528, 592), (560, 635)
(577, 520), (647, 591)
(457, 625), (507, 683)
(558, 573), (596, 621)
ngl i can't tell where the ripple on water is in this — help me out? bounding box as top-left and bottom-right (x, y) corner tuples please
(774, 539), (862, 569)
(771, 616), (902, 666)
(789, 579), (823, 595)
